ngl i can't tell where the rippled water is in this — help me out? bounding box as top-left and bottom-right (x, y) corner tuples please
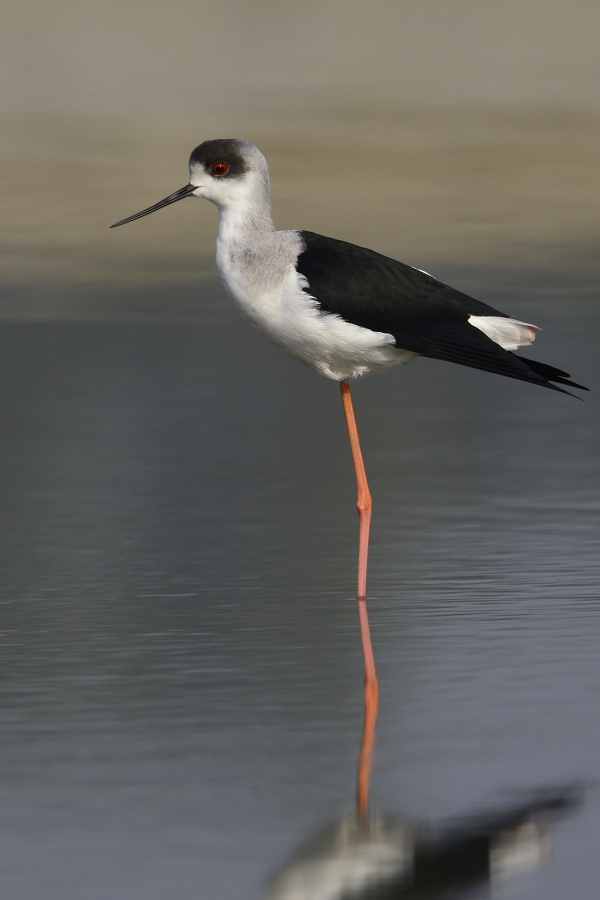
(1, 112), (599, 898)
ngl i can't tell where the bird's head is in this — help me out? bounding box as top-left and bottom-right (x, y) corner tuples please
(110, 139), (269, 228)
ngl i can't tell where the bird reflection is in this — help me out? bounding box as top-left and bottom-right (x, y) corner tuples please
(261, 787), (582, 900)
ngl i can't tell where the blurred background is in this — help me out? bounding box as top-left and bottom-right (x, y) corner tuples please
(1, 2), (599, 899)
(2, 0), (600, 312)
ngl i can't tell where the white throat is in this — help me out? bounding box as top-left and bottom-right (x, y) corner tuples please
(215, 169), (274, 242)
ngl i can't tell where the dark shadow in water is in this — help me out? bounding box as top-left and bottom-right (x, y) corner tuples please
(261, 786), (584, 900)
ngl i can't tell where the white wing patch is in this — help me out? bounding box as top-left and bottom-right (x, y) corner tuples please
(468, 315), (538, 351)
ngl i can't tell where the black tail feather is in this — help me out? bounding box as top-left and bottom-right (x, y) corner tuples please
(412, 321), (588, 398)
(524, 358), (589, 392)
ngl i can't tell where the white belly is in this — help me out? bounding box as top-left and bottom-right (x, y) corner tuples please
(219, 263), (416, 381)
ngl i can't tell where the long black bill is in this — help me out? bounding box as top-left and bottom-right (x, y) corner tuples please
(110, 184), (196, 228)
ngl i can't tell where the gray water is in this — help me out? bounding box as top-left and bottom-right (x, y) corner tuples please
(1, 265), (599, 897)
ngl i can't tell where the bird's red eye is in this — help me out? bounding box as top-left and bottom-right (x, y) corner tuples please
(212, 162), (228, 175)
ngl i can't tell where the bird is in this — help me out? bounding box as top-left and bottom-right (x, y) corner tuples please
(111, 139), (587, 818)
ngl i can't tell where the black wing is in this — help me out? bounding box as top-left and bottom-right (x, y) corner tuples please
(296, 231), (587, 395)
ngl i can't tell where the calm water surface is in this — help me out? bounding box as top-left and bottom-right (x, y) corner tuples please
(0, 273), (599, 899)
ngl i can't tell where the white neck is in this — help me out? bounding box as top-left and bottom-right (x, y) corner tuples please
(214, 175), (301, 302)
(216, 175), (275, 251)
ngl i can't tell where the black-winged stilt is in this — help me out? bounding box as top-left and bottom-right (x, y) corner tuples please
(111, 139), (587, 817)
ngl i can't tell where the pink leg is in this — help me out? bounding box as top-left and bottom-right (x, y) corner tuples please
(340, 380), (379, 820)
